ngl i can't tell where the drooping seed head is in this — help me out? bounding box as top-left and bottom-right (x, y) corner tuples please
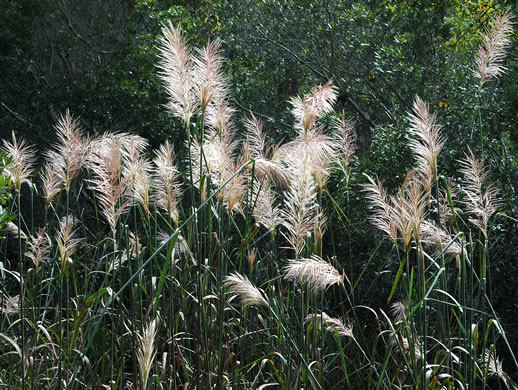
(224, 272), (269, 308)
(420, 220), (463, 256)
(284, 255), (343, 292)
(306, 312), (354, 339)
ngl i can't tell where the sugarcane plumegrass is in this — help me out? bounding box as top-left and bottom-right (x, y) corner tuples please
(224, 273), (269, 308)
(284, 255), (343, 292)
(474, 11), (514, 85)
(137, 318), (158, 390)
(306, 312), (354, 339)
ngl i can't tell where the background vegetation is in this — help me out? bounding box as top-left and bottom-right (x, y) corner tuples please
(1, 0), (518, 388)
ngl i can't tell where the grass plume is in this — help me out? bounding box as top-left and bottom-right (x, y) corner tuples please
(284, 255), (343, 292)
(224, 272), (269, 308)
(474, 11), (514, 85)
(137, 318), (158, 390)
(2, 132), (36, 190)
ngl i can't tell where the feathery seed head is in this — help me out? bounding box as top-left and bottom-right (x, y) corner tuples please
(313, 213), (327, 256)
(332, 113), (356, 174)
(49, 110), (89, 192)
(459, 149), (500, 237)
(244, 114), (267, 158)
(474, 11), (514, 85)
(247, 248), (257, 270)
(119, 134), (149, 165)
(420, 220), (463, 256)
(56, 215), (82, 271)
(110, 231), (142, 272)
(244, 114), (290, 185)
(364, 172), (429, 248)
(254, 158), (290, 188)
(190, 127), (244, 213)
(224, 272), (269, 308)
(306, 312), (354, 339)
(137, 318), (158, 390)
(206, 95), (235, 135)
(194, 39), (227, 114)
(0, 294), (19, 316)
(395, 174), (429, 246)
(389, 300), (408, 324)
(281, 161), (319, 254)
(284, 255), (343, 292)
(281, 126), (339, 191)
(25, 228), (51, 270)
(252, 181), (282, 231)
(363, 174), (398, 242)
(88, 134), (124, 183)
(7, 221), (27, 241)
(40, 162), (64, 206)
(124, 156), (152, 219)
(481, 348), (518, 389)
(2, 132), (36, 190)
(291, 81), (337, 133)
(87, 135), (133, 232)
(158, 22), (198, 127)
(438, 180), (459, 229)
(408, 96), (445, 182)
(391, 334), (422, 361)
(152, 141), (181, 226)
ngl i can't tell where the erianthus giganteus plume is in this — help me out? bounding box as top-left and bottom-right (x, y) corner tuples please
(2, 132), (36, 191)
(474, 11), (514, 85)
(224, 273), (269, 308)
(284, 256), (343, 292)
(157, 22), (198, 128)
(137, 318), (158, 390)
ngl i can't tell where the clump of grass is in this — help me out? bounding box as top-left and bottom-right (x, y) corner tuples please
(0, 15), (516, 390)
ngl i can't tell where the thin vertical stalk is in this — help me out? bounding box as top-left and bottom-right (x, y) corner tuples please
(477, 87), (484, 156)
(17, 191), (26, 390)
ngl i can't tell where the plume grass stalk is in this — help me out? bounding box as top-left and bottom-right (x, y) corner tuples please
(68, 159), (253, 386)
(473, 11), (514, 155)
(3, 20), (518, 388)
(17, 190), (25, 390)
(2, 133), (36, 390)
